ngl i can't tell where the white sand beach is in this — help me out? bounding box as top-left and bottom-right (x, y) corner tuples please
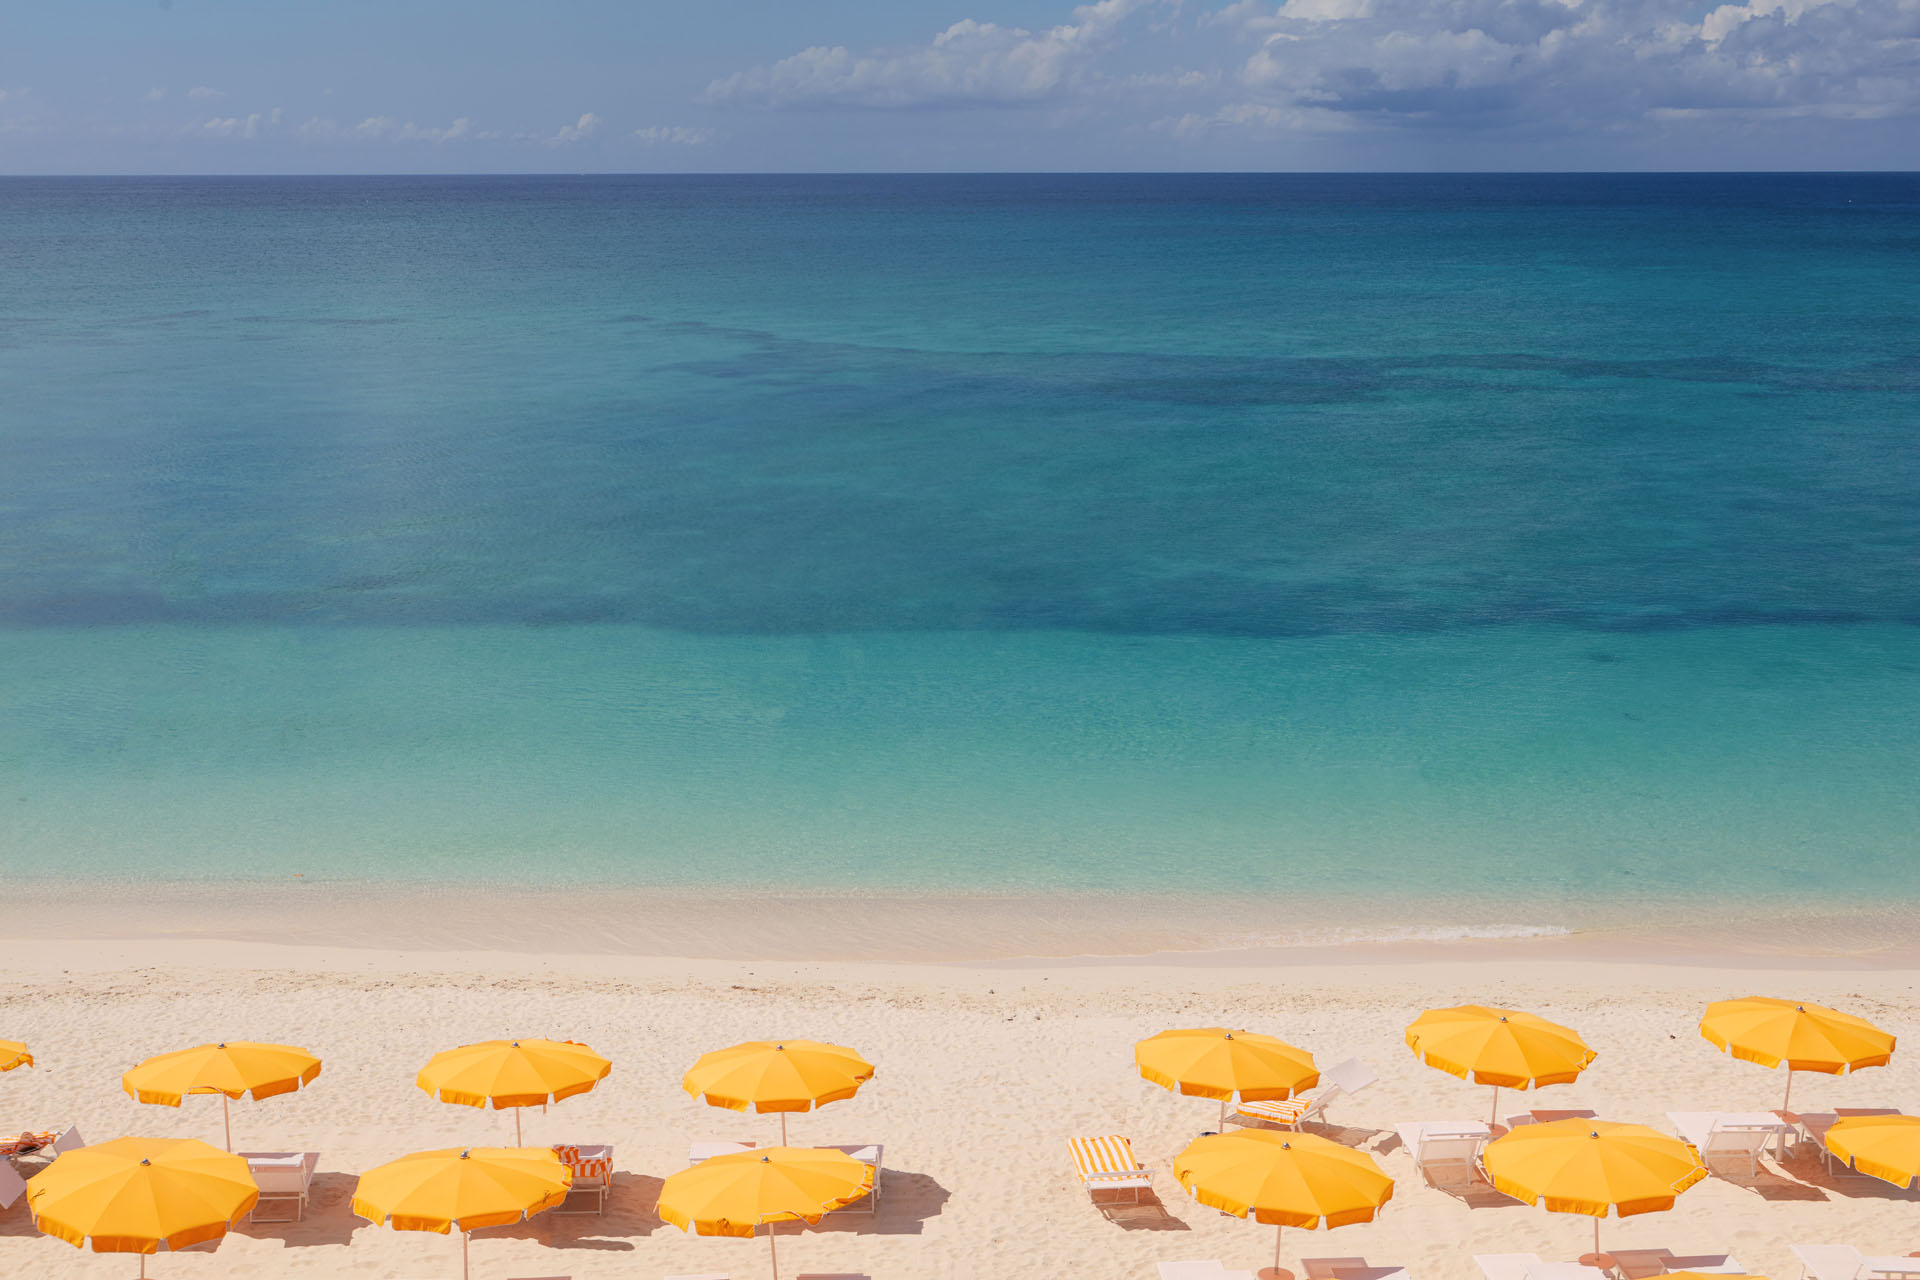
(3, 924), (1918, 1280)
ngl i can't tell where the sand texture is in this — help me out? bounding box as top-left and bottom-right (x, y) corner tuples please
(2, 940), (1917, 1280)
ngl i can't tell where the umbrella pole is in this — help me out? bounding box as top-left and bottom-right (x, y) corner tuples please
(463, 1230), (470, 1280)
(1490, 1085), (1500, 1128)
(516, 1108), (523, 1146)
(1275, 1223), (1284, 1278)
(770, 1225), (780, 1280)
(1221, 1097), (1228, 1132)
(1783, 1070), (1794, 1112)
(781, 1113), (789, 1145)
(223, 1095), (233, 1152)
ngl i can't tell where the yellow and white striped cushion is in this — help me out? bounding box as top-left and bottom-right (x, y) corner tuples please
(1067, 1134), (1142, 1182)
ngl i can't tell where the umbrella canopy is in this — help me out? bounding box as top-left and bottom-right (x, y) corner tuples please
(1173, 1129), (1393, 1277)
(1137, 1028), (1319, 1130)
(1407, 1005), (1596, 1126)
(123, 1041), (322, 1151)
(1, 1040), (30, 1071)
(26, 1136), (257, 1278)
(683, 1040), (874, 1144)
(1821, 1113), (1920, 1188)
(658, 1146), (874, 1280)
(353, 1146), (572, 1280)
(417, 1039), (611, 1145)
(1482, 1119), (1706, 1253)
(1700, 998), (1894, 1109)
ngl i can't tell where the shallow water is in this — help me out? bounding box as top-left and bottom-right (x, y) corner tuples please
(2, 175), (1917, 930)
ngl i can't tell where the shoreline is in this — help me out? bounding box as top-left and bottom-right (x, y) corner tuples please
(4, 878), (1916, 968)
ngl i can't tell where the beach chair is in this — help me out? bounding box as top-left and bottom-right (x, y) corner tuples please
(1067, 1134), (1152, 1203)
(0, 1158), (27, 1210)
(1611, 1249), (1746, 1278)
(1666, 1113), (1775, 1179)
(1792, 1245), (1866, 1280)
(1797, 1109), (1902, 1177)
(1476, 1255), (1608, 1280)
(1506, 1109), (1599, 1129)
(551, 1143), (613, 1214)
(663, 1274), (729, 1280)
(1393, 1121), (1489, 1188)
(1159, 1264), (1232, 1280)
(1231, 1057), (1378, 1130)
(688, 1140), (756, 1164)
(240, 1151), (318, 1222)
(821, 1143), (882, 1211)
(1301, 1256), (1411, 1280)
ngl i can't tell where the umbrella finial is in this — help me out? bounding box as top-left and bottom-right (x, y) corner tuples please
(460, 1148), (471, 1159)
(140, 1158), (152, 1166)
(217, 1041), (227, 1048)
(761, 1155), (772, 1163)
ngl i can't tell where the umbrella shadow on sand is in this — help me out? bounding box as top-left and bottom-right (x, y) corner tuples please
(777, 1168), (953, 1237)
(234, 1171), (374, 1248)
(477, 1172), (668, 1252)
(1783, 1153), (1920, 1203)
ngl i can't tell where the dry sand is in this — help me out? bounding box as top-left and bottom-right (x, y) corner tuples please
(3, 932), (1918, 1280)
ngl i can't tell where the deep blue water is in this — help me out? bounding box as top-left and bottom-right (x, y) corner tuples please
(2, 174), (1917, 923)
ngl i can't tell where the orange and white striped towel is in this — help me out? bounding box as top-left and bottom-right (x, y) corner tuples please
(551, 1144), (612, 1181)
(1235, 1098), (1310, 1125)
(1067, 1135), (1145, 1183)
(0, 1131), (56, 1157)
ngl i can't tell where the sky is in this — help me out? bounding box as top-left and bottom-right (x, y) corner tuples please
(2, 0), (1917, 173)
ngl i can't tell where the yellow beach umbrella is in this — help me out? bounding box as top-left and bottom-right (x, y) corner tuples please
(26, 1136), (258, 1278)
(123, 1041), (322, 1151)
(683, 1040), (875, 1144)
(658, 1145), (873, 1280)
(1137, 1027), (1320, 1132)
(1173, 1128), (1394, 1279)
(1700, 997), (1895, 1109)
(352, 1145), (571, 1280)
(417, 1038), (611, 1145)
(1, 1040), (31, 1071)
(1482, 1118), (1707, 1255)
(1822, 1113), (1920, 1188)
(1407, 1005), (1597, 1126)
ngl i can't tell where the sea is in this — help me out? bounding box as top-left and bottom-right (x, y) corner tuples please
(2, 173), (1917, 952)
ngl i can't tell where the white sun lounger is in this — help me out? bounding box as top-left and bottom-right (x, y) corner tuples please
(1506, 1109), (1600, 1129)
(1796, 1110), (1904, 1176)
(1068, 1134), (1152, 1202)
(1611, 1249), (1745, 1278)
(238, 1151), (319, 1223)
(1394, 1121), (1490, 1188)
(1301, 1256), (1411, 1280)
(820, 1143), (882, 1211)
(1666, 1112), (1786, 1177)
(1476, 1254), (1609, 1280)
(1160, 1262), (1257, 1280)
(688, 1140), (757, 1164)
(1231, 1057), (1379, 1130)
(0, 1159), (26, 1210)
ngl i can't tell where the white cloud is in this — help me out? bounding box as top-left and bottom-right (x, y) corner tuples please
(1203, 0), (1920, 128)
(187, 86), (224, 101)
(546, 112), (600, 145)
(143, 88), (165, 102)
(199, 113), (260, 139)
(635, 124), (716, 145)
(295, 115), (473, 143)
(703, 0), (1152, 108)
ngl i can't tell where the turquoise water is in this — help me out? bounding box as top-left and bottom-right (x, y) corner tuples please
(2, 175), (1917, 921)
